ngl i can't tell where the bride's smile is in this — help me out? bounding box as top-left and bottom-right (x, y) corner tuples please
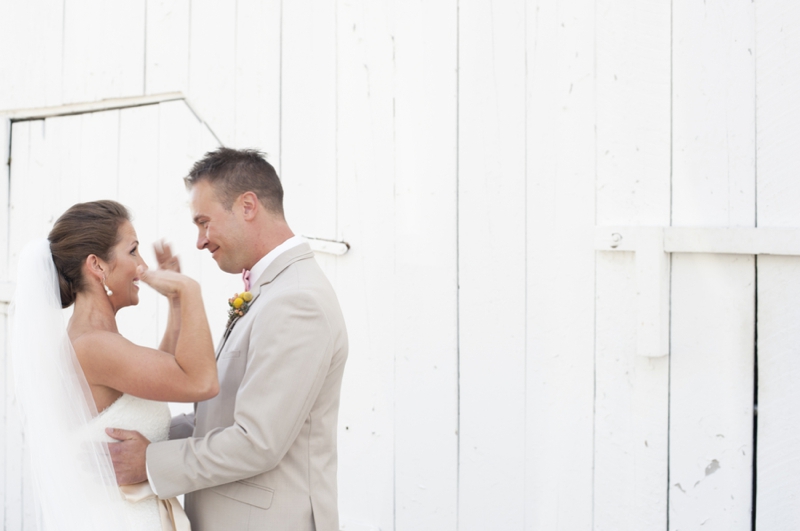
(104, 220), (148, 309)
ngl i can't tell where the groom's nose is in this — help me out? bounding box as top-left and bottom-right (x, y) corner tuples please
(196, 233), (208, 250)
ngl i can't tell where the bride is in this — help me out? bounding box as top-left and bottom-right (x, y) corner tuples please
(11, 200), (217, 531)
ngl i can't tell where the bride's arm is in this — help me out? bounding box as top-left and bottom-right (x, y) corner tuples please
(75, 270), (219, 403)
(159, 297), (181, 354)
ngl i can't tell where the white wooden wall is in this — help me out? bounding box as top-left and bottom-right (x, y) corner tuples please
(2, 1), (800, 530)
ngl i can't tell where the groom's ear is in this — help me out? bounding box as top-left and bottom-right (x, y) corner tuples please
(239, 191), (259, 221)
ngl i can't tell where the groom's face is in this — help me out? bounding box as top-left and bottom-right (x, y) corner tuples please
(190, 179), (247, 273)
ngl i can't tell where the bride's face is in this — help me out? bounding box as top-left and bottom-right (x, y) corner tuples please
(106, 221), (148, 308)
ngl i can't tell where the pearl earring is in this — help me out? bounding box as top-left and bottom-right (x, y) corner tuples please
(102, 275), (113, 296)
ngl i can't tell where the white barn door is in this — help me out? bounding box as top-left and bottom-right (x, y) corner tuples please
(1, 99), (239, 530)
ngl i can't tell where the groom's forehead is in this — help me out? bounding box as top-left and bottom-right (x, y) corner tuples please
(189, 181), (222, 212)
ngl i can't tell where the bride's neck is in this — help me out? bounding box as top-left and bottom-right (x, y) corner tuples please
(71, 291), (119, 333)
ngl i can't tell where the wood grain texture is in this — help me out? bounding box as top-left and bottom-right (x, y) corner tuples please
(458, 0), (526, 528)
(594, 1), (671, 528)
(7, 120), (48, 531)
(393, 1), (459, 529)
(755, 1), (800, 527)
(0, 122), (7, 488)
(0, 118), (10, 282)
(145, 0), (190, 96)
(333, 1), (397, 530)
(669, 254), (754, 529)
(78, 110), (121, 201)
(670, 1), (756, 528)
(672, 0), (755, 228)
(525, 0), (596, 528)
(48, 114), (84, 217)
(0, 0), (64, 110)
(188, 0), (236, 146)
(3, 119), (31, 531)
(233, 0), (281, 155)
(280, 0), (337, 243)
(756, 256), (800, 530)
(62, 0), (146, 104)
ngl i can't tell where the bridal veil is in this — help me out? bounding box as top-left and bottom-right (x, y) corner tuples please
(10, 239), (133, 530)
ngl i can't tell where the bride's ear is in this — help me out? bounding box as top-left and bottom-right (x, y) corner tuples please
(84, 254), (107, 282)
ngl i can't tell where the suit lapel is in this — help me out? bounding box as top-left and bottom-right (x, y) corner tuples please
(214, 242), (314, 359)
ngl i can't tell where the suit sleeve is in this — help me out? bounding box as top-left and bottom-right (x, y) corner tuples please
(146, 288), (334, 498)
(168, 413), (196, 440)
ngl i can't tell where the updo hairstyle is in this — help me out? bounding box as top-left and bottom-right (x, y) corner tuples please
(48, 200), (130, 308)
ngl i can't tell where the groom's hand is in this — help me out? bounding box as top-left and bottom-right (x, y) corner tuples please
(106, 428), (150, 485)
(155, 240), (181, 273)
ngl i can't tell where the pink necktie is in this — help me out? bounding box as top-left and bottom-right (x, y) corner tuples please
(242, 269), (251, 292)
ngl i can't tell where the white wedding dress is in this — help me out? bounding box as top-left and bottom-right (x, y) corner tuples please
(87, 394), (172, 530)
(13, 239), (190, 531)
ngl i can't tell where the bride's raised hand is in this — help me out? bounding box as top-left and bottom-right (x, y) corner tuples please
(137, 265), (195, 300)
(154, 240), (180, 273)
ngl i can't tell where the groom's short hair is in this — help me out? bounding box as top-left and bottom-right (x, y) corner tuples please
(185, 148), (284, 215)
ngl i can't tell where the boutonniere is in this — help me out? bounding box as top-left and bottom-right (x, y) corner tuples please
(227, 291), (254, 328)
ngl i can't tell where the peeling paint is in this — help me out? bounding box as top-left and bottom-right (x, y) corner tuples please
(705, 459), (721, 476)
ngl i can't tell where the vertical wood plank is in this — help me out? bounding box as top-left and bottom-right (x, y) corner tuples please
(755, 2), (800, 527)
(9, 122), (51, 274)
(0, 117), (10, 281)
(234, 0), (281, 156)
(0, 118), (7, 529)
(62, 0), (146, 103)
(669, 255), (754, 528)
(7, 120), (47, 531)
(145, 0), (190, 95)
(333, 2), (398, 529)
(188, 0), (236, 146)
(77, 111), (120, 202)
(670, 1), (756, 529)
(756, 257), (800, 530)
(0, 308), (7, 528)
(281, 0), (337, 242)
(458, 0), (526, 528)
(0, 127), (8, 529)
(18, 121), (44, 528)
(48, 114), (84, 218)
(116, 105), (161, 349)
(594, 2), (671, 529)
(3, 120), (31, 531)
(393, 1), (459, 530)
(0, 0), (64, 110)
(525, 1), (597, 529)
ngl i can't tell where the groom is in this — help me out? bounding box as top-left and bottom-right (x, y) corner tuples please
(108, 148), (348, 531)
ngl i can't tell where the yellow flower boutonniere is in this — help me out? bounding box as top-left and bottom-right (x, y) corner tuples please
(227, 291), (253, 328)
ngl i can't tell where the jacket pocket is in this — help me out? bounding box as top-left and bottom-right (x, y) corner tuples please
(211, 479), (274, 509)
(219, 349), (242, 359)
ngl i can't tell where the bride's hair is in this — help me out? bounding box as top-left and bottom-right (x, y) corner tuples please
(48, 200), (130, 308)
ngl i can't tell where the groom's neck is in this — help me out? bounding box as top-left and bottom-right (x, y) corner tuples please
(244, 218), (294, 270)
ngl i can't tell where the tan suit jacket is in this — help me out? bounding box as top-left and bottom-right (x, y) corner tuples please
(147, 243), (348, 531)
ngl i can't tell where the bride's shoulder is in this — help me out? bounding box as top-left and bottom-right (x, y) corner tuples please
(71, 330), (130, 359)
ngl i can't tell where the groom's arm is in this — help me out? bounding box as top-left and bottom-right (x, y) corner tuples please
(146, 290), (334, 498)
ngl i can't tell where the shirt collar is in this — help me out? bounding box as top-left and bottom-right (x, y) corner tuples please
(248, 235), (306, 288)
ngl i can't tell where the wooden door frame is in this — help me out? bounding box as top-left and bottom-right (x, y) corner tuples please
(0, 92), (222, 307)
